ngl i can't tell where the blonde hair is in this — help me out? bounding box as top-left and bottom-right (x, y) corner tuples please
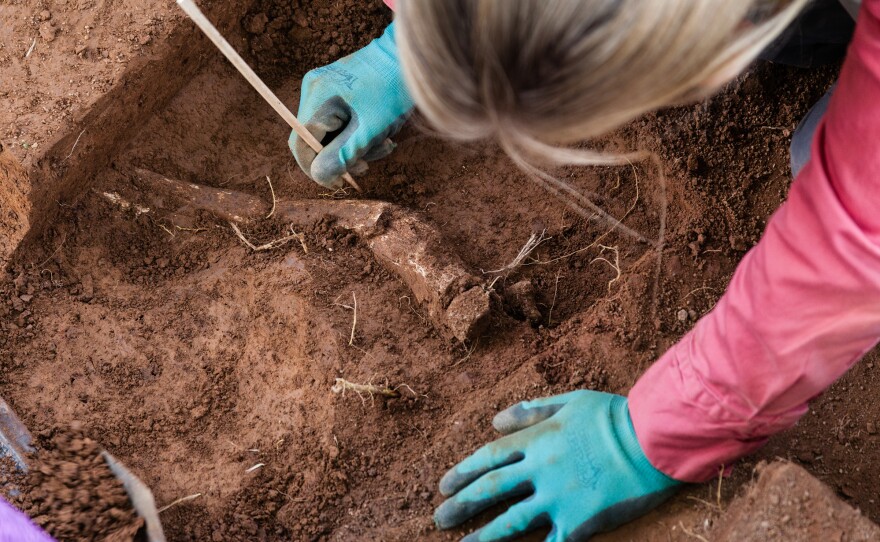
(396, 1), (808, 235)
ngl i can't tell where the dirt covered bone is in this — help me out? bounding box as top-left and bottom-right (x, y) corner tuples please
(132, 170), (490, 341)
(134, 168), (270, 223)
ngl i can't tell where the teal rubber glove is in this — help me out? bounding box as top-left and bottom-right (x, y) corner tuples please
(435, 391), (682, 541)
(291, 23), (414, 188)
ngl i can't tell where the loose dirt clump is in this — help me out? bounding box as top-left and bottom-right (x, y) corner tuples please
(4, 427), (142, 542)
(712, 461), (880, 541)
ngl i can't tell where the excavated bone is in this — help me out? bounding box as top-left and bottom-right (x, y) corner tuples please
(133, 170), (490, 342)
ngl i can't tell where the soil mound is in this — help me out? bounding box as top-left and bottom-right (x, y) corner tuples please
(12, 428), (142, 542)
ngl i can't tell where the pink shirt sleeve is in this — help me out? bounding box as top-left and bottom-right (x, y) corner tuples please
(629, 0), (880, 483)
(384, 0), (395, 10)
(0, 497), (54, 542)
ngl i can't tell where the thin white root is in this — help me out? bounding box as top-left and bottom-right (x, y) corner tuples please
(483, 230), (549, 275)
(590, 245), (621, 292)
(333, 293), (358, 346)
(158, 493), (203, 514)
(548, 272), (562, 326)
(64, 129), (86, 161)
(265, 176), (277, 219)
(229, 222), (305, 252)
(453, 340), (479, 367)
(245, 463), (265, 473)
(349, 293), (357, 346)
(678, 522), (710, 542)
(528, 171), (639, 267)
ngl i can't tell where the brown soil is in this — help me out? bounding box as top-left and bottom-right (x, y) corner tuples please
(711, 461), (880, 541)
(0, 145), (29, 266)
(2, 0), (879, 541)
(3, 427), (142, 541)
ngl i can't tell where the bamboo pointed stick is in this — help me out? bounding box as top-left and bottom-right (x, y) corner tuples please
(176, 0), (362, 192)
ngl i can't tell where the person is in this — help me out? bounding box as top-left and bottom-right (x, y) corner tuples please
(0, 498), (52, 541)
(292, 0), (880, 540)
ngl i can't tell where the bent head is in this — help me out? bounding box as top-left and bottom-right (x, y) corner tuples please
(396, 0), (806, 166)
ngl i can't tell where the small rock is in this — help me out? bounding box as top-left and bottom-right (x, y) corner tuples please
(39, 10), (52, 21)
(78, 274), (94, 302)
(729, 234), (749, 251)
(39, 22), (57, 42)
(246, 13), (268, 34)
(19, 294), (33, 303)
(867, 422), (877, 435)
(677, 309), (689, 322)
(190, 405), (208, 419)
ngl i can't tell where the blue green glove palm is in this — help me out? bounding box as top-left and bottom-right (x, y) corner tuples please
(291, 23), (414, 188)
(435, 390), (682, 542)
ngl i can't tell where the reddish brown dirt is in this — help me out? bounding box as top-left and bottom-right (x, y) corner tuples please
(0, 144), (30, 265)
(2, 427), (142, 541)
(1, 1), (879, 541)
(711, 461), (880, 541)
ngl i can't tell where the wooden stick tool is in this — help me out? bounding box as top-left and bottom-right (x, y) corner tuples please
(176, 0), (362, 192)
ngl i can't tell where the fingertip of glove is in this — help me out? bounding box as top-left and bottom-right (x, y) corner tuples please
(433, 501), (456, 530)
(491, 405), (523, 433)
(438, 469), (462, 498)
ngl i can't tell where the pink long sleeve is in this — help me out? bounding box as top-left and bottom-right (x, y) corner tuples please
(629, 0), (880, 483)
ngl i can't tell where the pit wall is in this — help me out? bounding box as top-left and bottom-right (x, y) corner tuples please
(1, 0), (257, 263)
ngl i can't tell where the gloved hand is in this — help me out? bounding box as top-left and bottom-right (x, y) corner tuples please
(435, 391), (682, 541)
(291, 22), (414, 188)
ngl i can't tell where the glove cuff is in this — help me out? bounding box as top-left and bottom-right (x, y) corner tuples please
(615, 398), (683, 490)
(367, 22), (415, 112)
